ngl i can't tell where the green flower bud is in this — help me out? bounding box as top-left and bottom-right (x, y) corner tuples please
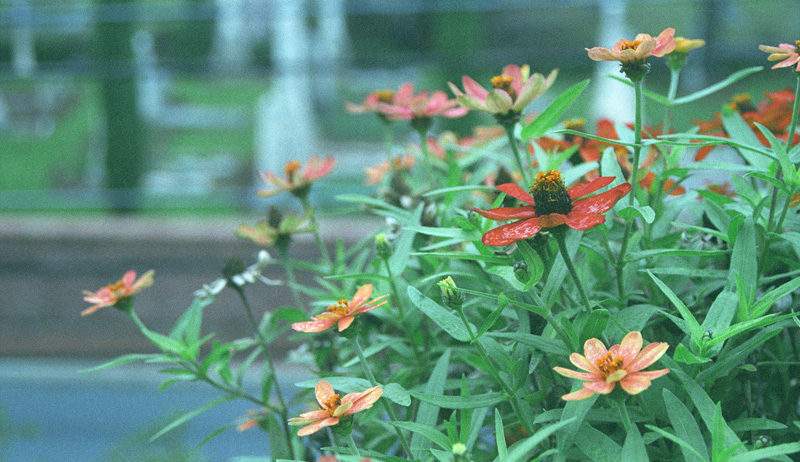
(513, 261), (529, 283)
(754, 435), (772, 449)
(376, 232), (392, 259)
(439, 276), (464, 308)
(452, 442), (467, 456)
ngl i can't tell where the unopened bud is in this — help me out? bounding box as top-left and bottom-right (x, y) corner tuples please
(513, 261), (529, 283)
(375, 233), (392, 259)
(452, 442), (467, 456)
(702, 330), (713, 342)
(439, 276), (464, 308)
(467, 209), (482, 227)
(754, 435), (773, 449)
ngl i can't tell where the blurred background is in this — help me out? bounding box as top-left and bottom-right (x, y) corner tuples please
(1, 0), (798, 460)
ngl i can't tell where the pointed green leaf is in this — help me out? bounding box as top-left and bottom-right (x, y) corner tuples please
(407, 286), (473, 342)
(411, 349), (451, 459)
(391, 421), (451, 451)
(620, 425), (648, 462)
(663, 389), (709, 462)
(520, 79), (590, 140)
(647, 270), (703, 347)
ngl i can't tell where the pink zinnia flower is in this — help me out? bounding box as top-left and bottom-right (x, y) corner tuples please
(81, 270), (155, 316)
(257, 156), (335, 199)
(759, 41), (800, 71)
(587, 27), (676, 63)
(292, 284), (388, 332)
(448, 65), (558, 117)
(553, 331), (670, 400)
(345, 83), (416, 120)
(378, 86), (468, 120)
(288, 380), (382, 436)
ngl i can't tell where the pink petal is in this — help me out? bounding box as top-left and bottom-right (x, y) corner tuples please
(571, 183), (631, 215)
(553, 366), (599, 381)
(562, 387), (597, 401)
(295, 409), (329, 421)
(462, 75), (489, 100)
(395, 83), (415, 102)
(569, 352), (599, 373)
(122, 270), (137, 290)
(633, 39), (657, 59)
(583, 380), (616, 394)
(315, 380), (336, 407)
(482, 218), (541, 246)
(568, 177), (614, 200)
(292, 318), (337, 333)
(350, 284), (373, 308)
(586, 47), (619, 61)
(650, 27), (676, 56)
(627, 342), (669, 373)
(565, 213), (606, 230)
(343, 386), (383, 414)
(472, 206), (537, 221)
(337, 316), (355, 331)
(773, 55), (800, 69)
(442, 106), (469, 118)
(354, 294), (389, 314)
(426, 91), (450, 113)
(618, 331), (643, 364)
(513, 73), (544, 111)
(496, 183), (535, 205)
(583, 338), (608, 363)
(297, 417), (339, 436)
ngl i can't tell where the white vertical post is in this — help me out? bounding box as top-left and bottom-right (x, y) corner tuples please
(212, 0), (249, 71)
(313, 0), (349, 107)
(591, 0), (632, 122)
(131, 30), (164, 121)
(11, 0), (36, 77)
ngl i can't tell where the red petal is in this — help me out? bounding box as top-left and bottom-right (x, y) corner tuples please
(537, 213), (568, 228)
(571, 183), (632, 215)
(565, 213), (606, 230)
(568, 176), (614, 200)
(496, 183), (535, 206)
(482, 218), (541, 246)
(472, 206), (537, 221)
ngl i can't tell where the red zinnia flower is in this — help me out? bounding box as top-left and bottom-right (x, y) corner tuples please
(345, 83), (416, 121)
(472, 170), (631, 246)
(292, 284), (388, 332)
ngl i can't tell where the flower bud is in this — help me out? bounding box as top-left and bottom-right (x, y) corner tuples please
(702, 330), (714, 342)
(467, 209), (482, 227)
(754, 435), (773, 449)
(439, 276), (464, 309)
(452, 442), (467, 456)
(375, 233), (392, 259)
(513, 261), (529, 283)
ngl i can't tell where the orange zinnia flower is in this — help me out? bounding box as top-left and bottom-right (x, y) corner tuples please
(292, 284), (388, 332)
(553, 331), (669, 400)
(81, 270), (155, 316)
(257, 156), (335, 199)
(587, 28), (676, 63)
(759, 41), (800, 71)
(288, 380), (382, 436)
(472, 170), (631, 246)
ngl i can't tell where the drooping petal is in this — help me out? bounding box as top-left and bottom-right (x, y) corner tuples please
(565, 212), (606, 231)
(462, 75), (489, 100)
(618, 331), (644, 363)
(292, 318), (338, 333)
(536, 213), (568, 228)
(568, 176), (615, 200)
(496, 183), (536, 205)
(561, 387), (597, 401)
(583, 380), (616, 394)
(583, 338), (608, 363)
(472, 206), (537, 221)
(586, 47), (620, 61)
(337, 315), (355, 331)
(315, 380), (336, 408)
(627, 342), (669, 373)
(481, 218), (542, 246)
(350, 284), (373, 308)
(553, 366), (598, 381)
(486, 91), (514, 114)
(354, 294), (389, 314)
(571, 183), (632, 215)
(297, 417), (339, 436)
(343, 386), (383, 414)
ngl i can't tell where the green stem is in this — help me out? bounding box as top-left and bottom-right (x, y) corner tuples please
(616, 398), (632, 432)
(416, 127), (434, 183)
(383, 122), (395, 162)
(526, 289), (579, 352)
(381, 257), (406, 322)
(279, 248), (304, 309)
(346, 433), (361, 457)
(351, 338), (414, 458)
(505, 126), (531, 185)
(553, 229), (591, 312)
(301, 198), (331, 268)
(662, 68), (681, 138)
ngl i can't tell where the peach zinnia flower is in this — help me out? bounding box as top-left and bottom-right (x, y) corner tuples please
(288, 380), (382, 436)
(257, 156), (335, 199)
(587, 27), (676, 63)
(553, 331), (669, 400)
(377, 85), (467, 121)
(448, 65), (558, 121)
(82, 270), (155, 316)
(292, 284), (388, 332)
(345, 83), (416, 122)
(759, 41), (800, 71)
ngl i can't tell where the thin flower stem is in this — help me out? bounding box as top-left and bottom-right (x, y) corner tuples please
(416, 127), (434, 183)
(346, 433), (361, 457)
(383, 123), (394, 162)
(351, 338), (414, 458)
(505, 127), (531, 185)
(301, 198), (331, 268)
(526, 289), (579, 352)
(662, 68), (681, 150)
(616, 398), (632, 432)
(279, 248), (304, 309)
(381, 257), (406, 322)
(553, 229), (592, 312)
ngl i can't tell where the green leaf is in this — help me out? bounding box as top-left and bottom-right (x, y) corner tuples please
(475, 294), (509, 339)
(749, 276), (800, 319)
(672, 66), (762, 105)
(384, 382), (412, 407)
(754, 122), (795, 180)
(674, 343), (712, 364)
(728, 443), (800, 462)
(488, 332), (570, 355)
(644, 425), (711, 462)
(520, 79), (590, 140)
(423, 185), (497, 197)
(294, 376), (372, 392)
(411, 251), (511, 264)
(336, 193), (413, 221)
(501, 417), (576, 462)
(391, 421), (451, 451)
(618, 205), (656, 224)
(390, 203), (423, 275)
(728, 417), (787, 432)
(495, 411), (508, 460)
(411, 349), (451, 459)
(730, 216), (757, 321)
(578, 309), (609, 345)
(647, 270), (703, 347)
(516, 239), (545, 288)
(697, 324), (783, 384)
(620, 425), (648, 462)
(410, 391), (506, 409)
(170, 294), (214, 346)
(407, 286), (473, 342)
(571, 423), (621, 462)
(556, 388), (598, 457)
(701, 290), (739, 349)
(79, 354), (157, 373)
(663, 389), (709, 462)
(149, 395), (236, 441)
(721, 106), (772, 169)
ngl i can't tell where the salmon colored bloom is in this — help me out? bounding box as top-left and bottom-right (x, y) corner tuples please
(759, 41), (800, 71)
(288, 380), (382, 436)
(448, 65), (558, 123)
(365, 154), (415, 186)
(472, 170), (631, 246)
(257, 156), (335, 199)
(378, 86), (468, 121)
(292, 284), (388, 332)
(81, 270), (155, 316)
(587, 27), (676, 63)
(553, 331), (670, 400)
(345, 83), (415, 119)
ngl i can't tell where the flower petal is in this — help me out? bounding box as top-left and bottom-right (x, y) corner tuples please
(315, 380), (336, 408)
(583, 380), (616, 394)
(486, 91), (514, 114)
(618, 331), (643, 364)
(571, 183), (632, 215)
(568, 176), (615, 200)
(586, 47), (619, 61)
(537, 213), (568, 228)
(627, 342), (669, 373)
(569, 352), (598, 373)
(350, 284), (373, 308)
(553, 366), (599, 381)
(482, 218), (541, 246)
(297, 417), (339, 436)
(292, 318), (337, 333)
(337, 316), (355, 331)
(583, 338), (608, 363)
(343, 386), (383, 414)
(462, 75), (489, 100)
(496, 183), (536, 205)
(472, 206), (537, 221)
(561, 387), (597, 401)
(565, 212), (606, 231)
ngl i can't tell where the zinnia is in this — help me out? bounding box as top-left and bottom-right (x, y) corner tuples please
(82, 270), (155, 316)
(288, 380), (382, 436)
(292, 284), (388, 332)
(472, 170), (631, 246)
(553, 331), (670, 400)
(759, 41), (800, 71)
(257, 156), (335, 200)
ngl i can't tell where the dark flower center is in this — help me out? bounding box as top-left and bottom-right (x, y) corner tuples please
(491, 75), (517, 101)
(530, 170), (572, 216)
(728, 93), (755, 113)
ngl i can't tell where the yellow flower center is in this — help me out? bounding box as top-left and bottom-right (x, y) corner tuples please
(529, 170), (572, 216)
(322, 393), (342, 416)
(728, 93), (755, 113)
(326, 299), (350, 316)
(107, 279), (127, 297)
(620, 39), (643, 51)
(796, 40), (800, 51)
(564, 118), (585, 131)
(596, 351), (627, 382)
(375, 90), (394, 104)
(284, 161), (301, 180)
(491, 75), (517, 100)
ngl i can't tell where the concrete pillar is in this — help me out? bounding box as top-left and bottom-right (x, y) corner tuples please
(11, 0), (36, 77)
(591, 0), (633, 122)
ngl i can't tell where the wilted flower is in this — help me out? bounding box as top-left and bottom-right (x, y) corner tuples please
(759, 41), (800, 71)
(236, 209), (315, 250)
(257, 156), (335, 200)
(472, 170), (631, 246)
(292, 284), (389, 333)
(288, 380), (382, 436)
(81, 270), (155, 316)
(553, 331), (670, 400)
(195, 250), (280, 299)
(587, 28), (676, 80)
(448, 65), (558, 126)
(345, 83), (416, 122)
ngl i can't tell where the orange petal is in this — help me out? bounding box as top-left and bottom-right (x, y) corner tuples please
(343, 386), (383, 414)
(583, 380), (616, 394)
(297, 417), (339, 436)
(482, 218), (542, 246)
(337, 316), (355, 331)
(568, 176), (614, 200)
(568, 352), (598, 373)
(537, 213), (568, 228)
(583, 338), (608, 363)
(561, 387), (597, 400)
(315, 380), (336, 408)
(350, 284), (373, 308)
(627, 342), (669, 373)
(292, 318), (337, 333)
(618, 331), (643, 364)
(553, 366), (598, 381)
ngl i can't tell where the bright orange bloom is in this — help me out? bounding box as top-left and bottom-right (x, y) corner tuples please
(587, 28), (676, 63)
(257, 156), (335, 199)
(554, 331), (669, 400)
(288, 380), (382, 436)
(81, 270), (155, 316)
(292, 284), (388, 332)
(472, 170), (631, 246)
(759, 41), (800, 71)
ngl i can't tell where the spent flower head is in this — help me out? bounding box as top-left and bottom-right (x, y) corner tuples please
(759, 40), (800, 71)
(288, 380), (382, 436)
(292, 284), (389, 333)
(554, 331), (670, 400)
(82, 270), (154, 316)
(472, 170), (631, 246)
(257, 156), (335, 200)
(587, 27), (676, 81)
